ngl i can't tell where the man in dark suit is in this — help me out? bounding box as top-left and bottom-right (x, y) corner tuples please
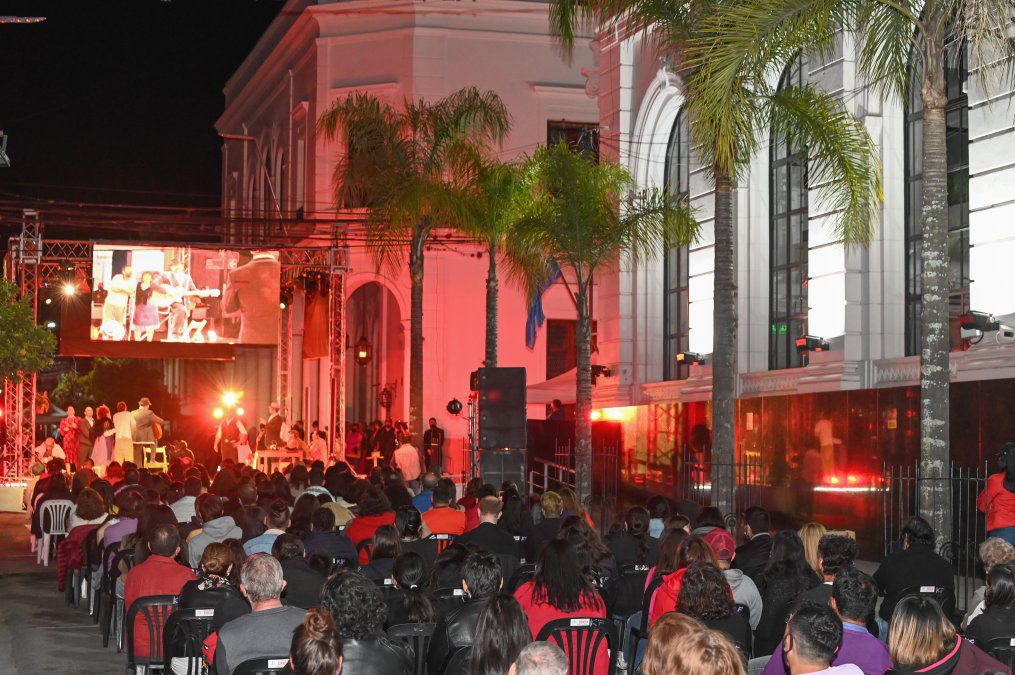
(423, 417), (446, 474)
(457, 496), (520, 558)
(733, 506), (773, 584)
(223, 250), (281, 344)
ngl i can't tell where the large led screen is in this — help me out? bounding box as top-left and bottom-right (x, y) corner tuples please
(91, 244), (280, 345)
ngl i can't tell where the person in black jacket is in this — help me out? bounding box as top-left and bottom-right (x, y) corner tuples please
(526, 491), (564, 562)
(321, 571), (412, 675)
(732, 506), (772, 584)
(273, 534), (325, 610)
(361, 525), (403, 582)
(396, 506), (438, 570)
(384, 552), (436, 629)
(678, 562), (752, 653)
(873, 516), (955, 628)
(755, 530), (820, 656)
(457, 496), (521, 558)
(964, 563), (1015, 646)
(303, 507), (357, 565)
(428, 552), (503, 675)
(607, 506), (660, 567)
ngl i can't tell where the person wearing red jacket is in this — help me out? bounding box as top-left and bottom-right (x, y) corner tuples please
(343, 486), (396, 564)
(978, 442), (1015, 547)
(123, 523), (196, 658)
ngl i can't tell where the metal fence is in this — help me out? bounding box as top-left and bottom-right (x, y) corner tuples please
(882, 461), (988, 615)
(528, 441), (620, 534)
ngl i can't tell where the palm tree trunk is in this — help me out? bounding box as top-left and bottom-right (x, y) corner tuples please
(485, 241), (498, 368)
(574, 279), (594, 511)
(918, 42), (952, 546)
(409, 224), (426, 449)
(711, 166), (737, 518)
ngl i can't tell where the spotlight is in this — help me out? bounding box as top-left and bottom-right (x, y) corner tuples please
(676, 352), (706, 365)
(222, 391), (240, 407)
(44, 298), (52, 305)
(280, 287), (293, 310)
(590, 410), (603, 421)
(960, 311), (1000, 332)
(212, 407), (224, 420)
(235, 407), (245, 417)
(446, 398), (463, 415)
(45, 321), (56, 329)
(62, 282), (76, 296)
(795, 335), (830, 352)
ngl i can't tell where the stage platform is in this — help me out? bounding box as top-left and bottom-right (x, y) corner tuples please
(0, 484), (27, 514)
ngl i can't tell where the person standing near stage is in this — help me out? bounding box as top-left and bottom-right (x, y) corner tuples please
(215, 410), (247, 465)
(77, 406), (95, 467)
(59, 406), (82, 467)
(112, 401), (136, 464)
(132, 397), (165, 466)
(377, 419), (398, 465)
(92, 404), (115, 470)
(263, 402), (287, 450)
(423, 417), (445, 474)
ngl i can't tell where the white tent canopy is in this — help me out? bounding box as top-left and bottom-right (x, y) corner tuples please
(526, 368), (577, 405)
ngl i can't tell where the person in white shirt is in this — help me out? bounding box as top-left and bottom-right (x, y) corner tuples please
(111, 401), (136, 464)
(308, 431), (329, 465)
(34, 437), (65, 462)
(101, 266), (135, 335)
(392, 435), (423, 491)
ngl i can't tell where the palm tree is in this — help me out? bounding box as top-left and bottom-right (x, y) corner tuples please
(693, 0), (1014, 557)
(457, 160), (525, 367)
(317, 87), (511, 445)
(549, 0), (882, 515)
(507, 140), (698, 508)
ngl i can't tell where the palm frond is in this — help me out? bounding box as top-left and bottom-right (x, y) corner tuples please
(951, 0), (1015, 99)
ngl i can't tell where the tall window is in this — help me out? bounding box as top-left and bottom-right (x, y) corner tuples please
(904, 43), (969, 355)
(664, 109), (691, 380)
(769, 55), (809, 370)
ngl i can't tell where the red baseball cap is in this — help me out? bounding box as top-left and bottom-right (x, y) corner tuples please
(703, 528), (736, 561)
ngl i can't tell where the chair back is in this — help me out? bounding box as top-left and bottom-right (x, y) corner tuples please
(162, 607), (217, 672)
(232, 657), (293, 674)
(387, 622), (436, 675)
(357, 539), (373, 559)
(897, 585), (954, 617)
(981, 636), (1015, 669)
(427, 533), (456, 554)
(612, 564), (651, 618)
(125, 594), (178, 668)
(535, 617), (618, 675)
(734, 602), (751, 624)
(42, 499), (75, 535)
(507, 562), (537, 593)
(443, 645), (472, 675)
(639, 573), (665, 634)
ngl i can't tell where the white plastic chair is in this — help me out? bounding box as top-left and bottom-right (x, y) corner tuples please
(37, 499), (74, 566)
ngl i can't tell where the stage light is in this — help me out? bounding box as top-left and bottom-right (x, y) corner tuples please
(590, 410), (603, 421)
(62, 282), (77, 296)
(222, 391), (240, 407)
(44, 298), (52, 305)
(795, 335), (830, 352)
(354, 337), (372, 366)
(960, 310), (1000, 332)
(676, 352), (706, 365)
(212, 407), (224, 420)
(236, 407), (245, 417)
(45, 321), (56, 329)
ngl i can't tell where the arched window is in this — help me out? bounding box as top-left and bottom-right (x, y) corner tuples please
(664, 108), (691, 381)
(904, 43), (969, 355)
(769, 55), (809, 370)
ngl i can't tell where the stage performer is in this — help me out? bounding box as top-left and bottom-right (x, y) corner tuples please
(112, 401), (136, 464)
(222, 250), (281, 344)
(263, 402), (288, 450)
(59, 406), (82, 467)
(158, 260), (198, 341)
(214, 410), (247, 464)
(132, 271), (159, 341)
(132, 397), (165, 466)
(102, 266), (135, 336)
(91, 404), (115, 471)
(76, 406), (95, 466)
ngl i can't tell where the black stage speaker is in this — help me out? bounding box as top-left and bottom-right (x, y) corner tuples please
(470, 367), (526, 449)
(479, 448), (527, 493)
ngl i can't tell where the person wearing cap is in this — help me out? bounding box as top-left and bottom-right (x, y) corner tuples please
(704, 527), (763, 631)
(132, 397), (165, 465)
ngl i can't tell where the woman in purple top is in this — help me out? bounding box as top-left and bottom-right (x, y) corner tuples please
(99, 489), (144, 550)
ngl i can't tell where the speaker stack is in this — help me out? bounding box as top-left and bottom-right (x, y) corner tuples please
(470, 367), (527, 490)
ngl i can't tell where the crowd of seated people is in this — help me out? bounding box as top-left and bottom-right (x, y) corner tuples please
(33, 453), (1015, 675)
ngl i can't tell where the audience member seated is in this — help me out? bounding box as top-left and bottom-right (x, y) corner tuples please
(647, 496), (670, 539)
(231, 482), (266, 541)
(396, 506), (438, 569)
(430, 543), (470, 590)
(122, 503), (178, 566)
(422, 478), (467, 536)
(428, 551), (503, 674)
(755, 531), (820, 656)
(290, 607), (344, 675)
(965, 563), (1015, 647)
(301, 468), (333, 500)
(678, 561), (751, 653)
(498, 489), (535, 552)
(733, 506), (772, 583)
(344, 487), (396, 565)
(608, 506), (661, 568)
(872, 517), (955, 632)
(412, 472), (438, 514)
(213, 553), (307, 675)
(779, 601), (863, 675)
(964, 537), (1015, 627)
(171, 476), (202, 524)
(123, 524), (196, 659)
(514, 539), (607, 675)
(98, 488), (144, 548)
(641, 613), (747, 673)
(800, 522), (828, 578)
(384, 552), (436, 628)
(273, 534), (325, 609)
(70, 487), (107, 529)
(526, 491), (564, 562)
(244, 499), (290, 556)
(649, 536), (719, 626)
(188, 495), (242, 567)
(690, 507), (726, 537)
(289, 493), (322, 537)
(509, 641), (568, 675)
(320, 572), (412, 675)
(703, 527), (762, 631)
(302, 506), (357, 563)
(887, 596), (1006, 674)
(456, 496), (519, 557)
(763, 568), (891, 675)
(646, 527), (689, 589)
(800, 535), (858, 606)
(558, 514), (618, 607)
(470, 593), (532, 675)
(361, 525), (403, 582)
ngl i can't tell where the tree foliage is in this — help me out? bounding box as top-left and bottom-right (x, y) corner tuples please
(0, 279), (55, 381)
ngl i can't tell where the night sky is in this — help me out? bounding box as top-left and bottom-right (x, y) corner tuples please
(0, 1), (281, 210)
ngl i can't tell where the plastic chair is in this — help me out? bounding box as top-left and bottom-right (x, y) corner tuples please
(38, 499), (74, 565)
(506, 562), (537, 593)
(981, 636), (1015, 669)
(896, 585), (955, 620)
(125, 594), (178, 674)
(387, 622), (436, 675)
(535, 617), (619, 675)
(162, 607), (216, 675)
(427, 533), (456, 554)
(611, 564), (650, 619)
(232, 657), (293, 674)
(443, 646), (472, 675)
(98, 547), (135, 649)
(357, 539), (373, 560)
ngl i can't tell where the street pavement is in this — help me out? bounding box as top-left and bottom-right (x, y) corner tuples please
(0, 512), (125, 674)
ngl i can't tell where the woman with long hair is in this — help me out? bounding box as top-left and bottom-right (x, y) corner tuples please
(608, 506), (660, 567)
(469, 593), (531, 675)
(395, 505), (437, 569)
(345, 486), (396, 565)
(497, 487), (535, 542)
(979, 441), (1015, 547)
(123, 503), (177, 565)
(91, 404), (115, 471)
(649, 535), (719, 626)
(384, 552), (436, 628)
(70, 487), (107, 529)
(290, 607), (344, 675)
(798, 522), (827, 577)
(361, 525), (403, 582)
(754, 530), (820, 656)
(289, 463), (311, 497)
(558, 514), (617, 590)
(966, 563), (1015, 646)
(288, 493), (320, 537)
(559, 487), (594, 528)
(888, 596), (1004, 673)
(677, 562), (751, 652)
(429, 543), (470, 590)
